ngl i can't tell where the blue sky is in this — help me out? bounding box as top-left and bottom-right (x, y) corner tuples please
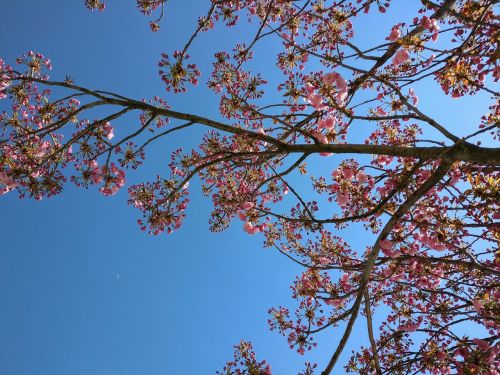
(0, 1), (493, 374)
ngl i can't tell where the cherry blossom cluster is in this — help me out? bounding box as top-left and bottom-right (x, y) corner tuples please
(85, 0), (105, 12)
(2, 0), (498, 373)
(158, 51), (200, 93)
(216, 341), (271, 375)
(128, 149), (190, 235)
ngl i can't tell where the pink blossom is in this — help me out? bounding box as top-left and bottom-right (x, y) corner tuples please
(342, 167), (354, 180)
(243, 221), (259, 235)
(408, 88), (419, 106)
(392, 49), (410, 65)
(472, 338), (490, 351)
(325, 298), (344, 307)
(241, 201), (254, 210)
(380, 239), (393, 251)
(0, 171), (17, 187)
(422, 16), (440, 41)
(317, 132), (332, 156)
(318, 257), (331, 266)
(386, 27), (401, 42)
(423, 54), (435, 68)
(102, 122), (114, 140)
(383, 268), (392, 278)
(336, 193), (348, 206)
(318, 117), (335, 130)
(322, 72), (348, 101)
(174, 217), (183, 230)
(398, 318), (422, 332)
(493, 65), (500, 81)
(0, 171), (17, 195)
(380, 239), (400, 258)
(99, 164), (125, 196)
(355, 171), (368, 183)
(472, 299), (482, 313)
(377, 155), (393, 166)
(335, 75), (347, 92)
(308, 94), (323, 110)
(339, 273), (352, 292)
(304, 83), (315, 95)
(316, 133), (328, 144)
(322, 72), (337, 85)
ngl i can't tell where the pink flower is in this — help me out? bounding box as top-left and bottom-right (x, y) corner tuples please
(304, 83), (315, 95)
(408, 88), (419, 106)
(262, 365), (272, 375)
(422, 16), (440, 41)
(342, 167), (354, 180)
(322, 72), (348, 101)
(398, 318), (422, 332)
(386, 27), (401, 42)
(318, 117), (335, 130)
(0, 171), (17, 188)
(335, 75), (347, 92)
(99, 164), (125, 196)
(0, 171), (17, 195)
(318, 257), (331, 266)
(380, 239), (393, 251)
(241, 202), (254, 210)
(91, 172), (103, 184)
(472, 299), (482, 313)
(174, 217), (183, 230)
(243, 221), (259, 235)
(423, 54), (435, 68)
(493, 65), (500, 81)
(102, 122), (114, 140)
(392, 49), (410, 65)
(336, 193), (348, 206)
(356, 171), (368, 183)
(317, 133), (328, 144)
(377, 155), (393, 166)
(322, 72), (337, 86)
(317, 132), (332, 156)
(380, 239), (400, 258)
(472, 338), (490, 351)
(325, 298), (344, 307)
(308, 94), (323, 109)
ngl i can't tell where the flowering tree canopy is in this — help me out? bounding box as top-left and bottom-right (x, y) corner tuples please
(1, 0), (499, 373)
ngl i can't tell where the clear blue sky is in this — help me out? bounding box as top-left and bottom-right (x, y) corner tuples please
(0, 1), (491, 374)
